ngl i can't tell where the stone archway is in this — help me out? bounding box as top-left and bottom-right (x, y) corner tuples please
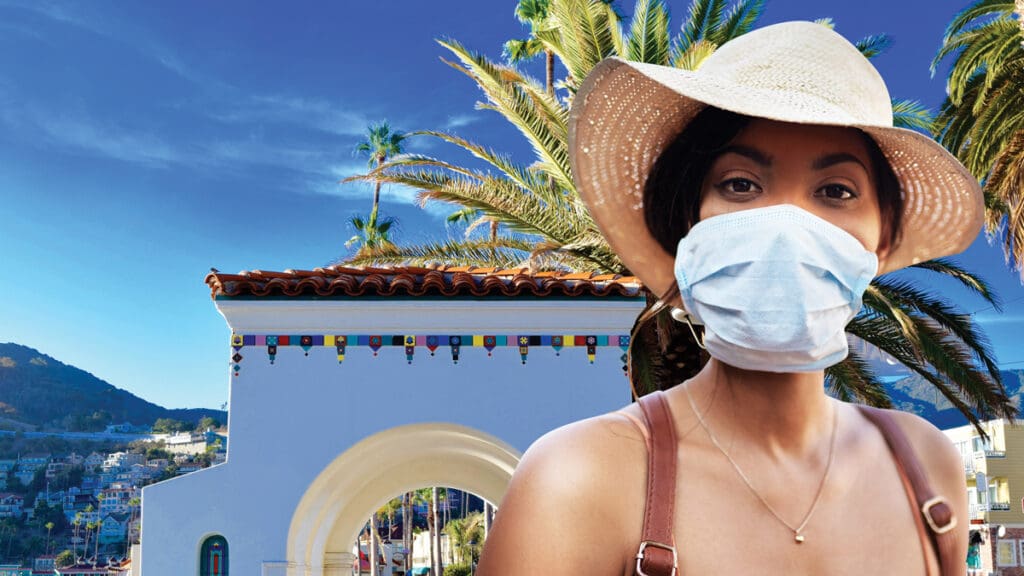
(286, 422), (521, 575)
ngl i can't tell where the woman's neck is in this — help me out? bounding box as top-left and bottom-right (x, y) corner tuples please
(682, 358), (835, 460)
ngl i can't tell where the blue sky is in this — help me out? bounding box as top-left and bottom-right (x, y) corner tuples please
(1, 0), (1022, 411)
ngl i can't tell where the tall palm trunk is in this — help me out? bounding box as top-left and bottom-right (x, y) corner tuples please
(432, 486), (441, 575)
(369, 515), (379, 576)
(403, 493), (412, 572)
(426, 503), (435, 575)
(371, 154), (386, 215)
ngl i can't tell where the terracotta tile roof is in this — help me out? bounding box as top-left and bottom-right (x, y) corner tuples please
(205, 265), (642, 299)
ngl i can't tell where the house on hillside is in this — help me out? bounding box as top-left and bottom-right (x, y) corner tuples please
(0, 493), (24, 519)
(0, 565), (30, 576)
(18, 453), (51, 472)
(0, 460), (16, 473)
(140, 266), (643, 575)
(54, 565), (109, 576)
(32, 554), (56, 573)
(99, 485), (136, 516)
(45, 461), (66, 480)
(99, 512), (130, 544)
(102, 452), (143, 473)
(83, 453), (104, 471)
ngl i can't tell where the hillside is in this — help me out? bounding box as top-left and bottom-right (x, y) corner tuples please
(0, 342), (225, 430)
(884, 370), (1024, 429)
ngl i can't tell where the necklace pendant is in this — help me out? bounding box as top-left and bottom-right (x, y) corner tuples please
(795, 534), (805, 543)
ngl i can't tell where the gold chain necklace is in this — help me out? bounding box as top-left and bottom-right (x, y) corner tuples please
(684, 383), (838, 544)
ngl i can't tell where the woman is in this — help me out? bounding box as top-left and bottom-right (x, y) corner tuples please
(967, 530), (984, 574)
(477, 22), (974, 576)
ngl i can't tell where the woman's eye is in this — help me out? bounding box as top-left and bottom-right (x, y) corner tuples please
(718, 178), (760, 194)
(818, 184), (856, 201)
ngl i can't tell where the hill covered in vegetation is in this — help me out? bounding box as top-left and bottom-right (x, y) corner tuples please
(0, 342), (225, 431)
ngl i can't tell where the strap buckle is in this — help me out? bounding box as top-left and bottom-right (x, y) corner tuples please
(635, 540), (678, 576)
(922, 496), (957, 534)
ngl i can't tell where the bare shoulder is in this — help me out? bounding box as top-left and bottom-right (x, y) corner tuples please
(881, 409), (968, 538)
(885, 410), (964, 487)
(477, 409), (647, 576)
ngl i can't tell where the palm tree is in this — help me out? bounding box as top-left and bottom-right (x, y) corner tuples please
(410, 487), (443, 575)
(344, 209), (398, 256)
(84, 521), (95, 562)
(45, 521), (54, 554)
(401, 492), (413, 573)
(126, 496), (141, 556)
(93, 519), (103, 563)
(504, 0), (557, 95)
(72, 512), (82, 561)
(443, 512), (485, 565)
(345, 0), (1015, 428)
(353, 121), (408, 218)
(933, 0), (1024, 277)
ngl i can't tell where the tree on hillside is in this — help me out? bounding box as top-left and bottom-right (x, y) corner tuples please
(55, 549), (74, 568)
(195, 416), (221, 431)
(343, 0), (1015, 429)
(152, 418), (189, 434)
(933, 0), (1024, 278)
(45, 521), (54, 554)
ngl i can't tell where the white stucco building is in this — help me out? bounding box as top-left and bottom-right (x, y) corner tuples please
(139, 265), (644, 575)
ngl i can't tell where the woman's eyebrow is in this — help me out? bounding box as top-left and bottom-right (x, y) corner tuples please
(812, 152), (869, 172)
(717, 145), (772, 166)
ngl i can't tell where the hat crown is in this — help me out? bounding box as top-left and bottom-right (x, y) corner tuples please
(697, 21), (893, 127)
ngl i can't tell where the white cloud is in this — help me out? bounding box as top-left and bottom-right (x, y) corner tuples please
(25, 112), (183, 167)
(445, 114), (479, 129)
(208, 94), (371, 137)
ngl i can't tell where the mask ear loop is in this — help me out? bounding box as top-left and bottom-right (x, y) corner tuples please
(626, 280), (705, 400)
(678, 312), (707, 350)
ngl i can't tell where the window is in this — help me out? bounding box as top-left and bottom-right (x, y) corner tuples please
(200, 535), (228, 576)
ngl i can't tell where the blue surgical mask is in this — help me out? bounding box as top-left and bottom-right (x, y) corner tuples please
(674, 204), (878, 372)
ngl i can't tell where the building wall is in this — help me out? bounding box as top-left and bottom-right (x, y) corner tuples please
(140, 297), (644, 576)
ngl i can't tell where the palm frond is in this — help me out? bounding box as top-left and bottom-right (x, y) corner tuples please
(625, 0), (671, 65)
(855, 33), (893, 59)
(504, 38), (545, 63)
(671, 38), (717, 70)
(891, 99), (933, 131)
(909, 258), (1003, 308)
(680, 0), (725, 47)
(437, 39), (574, 193)
(871, 276), (1002, 383)
(410, 129), (569, 207)
(825, 348), (893, 406)
(717, 0), (764, 43)
(338, 238), (536, 269)
(545, 0), (621, 83)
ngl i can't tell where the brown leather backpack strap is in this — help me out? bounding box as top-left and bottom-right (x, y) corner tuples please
(635, 390), (679, 576)
(858, 405), (961, 576)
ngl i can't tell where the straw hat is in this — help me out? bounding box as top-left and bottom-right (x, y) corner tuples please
(568, 21), (984, 298)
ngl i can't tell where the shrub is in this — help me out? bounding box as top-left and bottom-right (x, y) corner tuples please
(443, 564), (472, 576)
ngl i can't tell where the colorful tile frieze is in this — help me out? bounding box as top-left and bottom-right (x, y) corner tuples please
(228, 333), (630, 375)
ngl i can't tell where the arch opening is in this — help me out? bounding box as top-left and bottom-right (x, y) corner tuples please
(286, 423), (521, 575)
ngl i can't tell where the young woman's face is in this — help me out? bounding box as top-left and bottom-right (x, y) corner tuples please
(699, 119), (889, 264)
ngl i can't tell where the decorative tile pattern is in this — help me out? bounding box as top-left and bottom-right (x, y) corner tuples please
(228, 333), (631, 374)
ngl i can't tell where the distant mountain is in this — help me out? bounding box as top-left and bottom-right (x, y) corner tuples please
(884, 370), (1024, 429)
(0, 342), (225, 430)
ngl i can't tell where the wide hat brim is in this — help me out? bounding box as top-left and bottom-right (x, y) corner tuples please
(569, 23), (984, 299)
